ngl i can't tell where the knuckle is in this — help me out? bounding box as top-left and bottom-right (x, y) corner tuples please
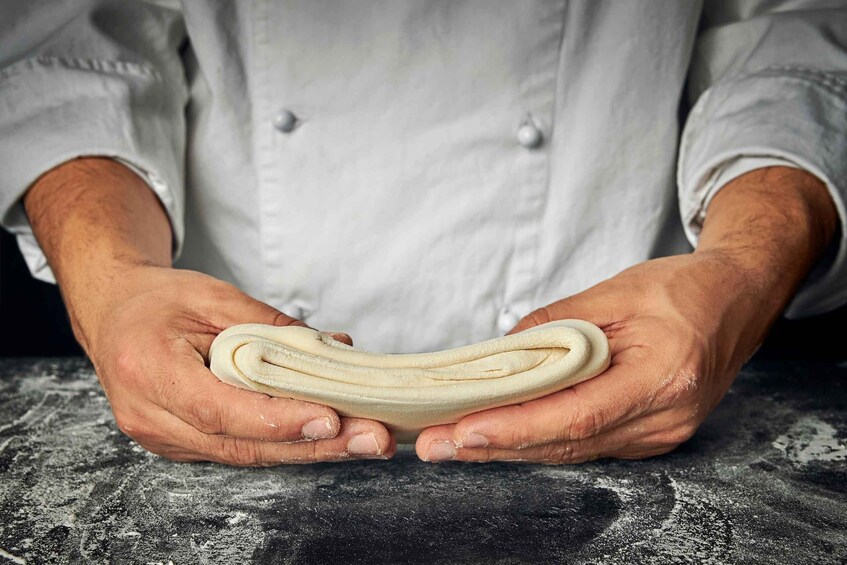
(540, 441), (579, 464)
(185, 394), (224, 435)
(489, 405), (541, 449)
(137, 442), (178, 460)
(505, 421), (535, 450)
(113, 346), (139, 378)
(650, 363), (703, 409)
(672, 363), (702, 397)
(673, 420), (699, 444)
(659, 420), (699, 448)
(272, 311), (299, 327)
(113, 411), (163, 448)
(526, 307), (552, 327)
(220, 436), (261, 466)
(113, 411), (148, 440)
(469, 448), (494, 463)
(568, 408), (603, 441)
(129, 426), (158, 445)
(315, 441), (350, 464)
(160, 451), (197, 463)
(112, 411), (136, 437)
(200, 278), (237, 303)
(304, 438), (319, 462)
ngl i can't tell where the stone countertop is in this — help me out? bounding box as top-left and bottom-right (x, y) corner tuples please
(0, 357), (845, 564)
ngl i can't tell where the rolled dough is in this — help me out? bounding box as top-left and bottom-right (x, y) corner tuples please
(209, 319), (610, 442)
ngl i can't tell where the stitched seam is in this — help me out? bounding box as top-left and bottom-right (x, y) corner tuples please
(0, 55), (166, 84)
(679, 64), (847, 211)
(748, 65), (847, 94)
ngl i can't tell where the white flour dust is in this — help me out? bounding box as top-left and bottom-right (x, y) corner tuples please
(772, 416), (847, 464)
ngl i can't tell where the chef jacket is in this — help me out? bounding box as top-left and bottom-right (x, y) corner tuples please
(1, 0), (846, 353)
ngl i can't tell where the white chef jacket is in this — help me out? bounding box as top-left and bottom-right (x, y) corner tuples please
(1, 1), (846, 353)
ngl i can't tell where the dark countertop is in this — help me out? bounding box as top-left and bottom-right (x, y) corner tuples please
(0, 357), (845, 564)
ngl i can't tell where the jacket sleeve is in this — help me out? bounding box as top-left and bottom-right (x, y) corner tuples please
(0, 0), (188, 283)
(678, 0), (847, 317)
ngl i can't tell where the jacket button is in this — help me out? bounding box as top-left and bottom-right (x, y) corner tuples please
(497, 308), (521, 334)
(517, 123), (543, 148)
(273, 109), (298, 133)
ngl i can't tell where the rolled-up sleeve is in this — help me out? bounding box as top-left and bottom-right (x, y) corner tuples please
(0, 0), (188, 283)
(678, 1), (847, 317)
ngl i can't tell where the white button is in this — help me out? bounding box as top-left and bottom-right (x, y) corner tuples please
(281, 303), (305, 320)
(273, 109), (298, 133)
(497, 308), (520, 333)
(517, 123), (543, 148)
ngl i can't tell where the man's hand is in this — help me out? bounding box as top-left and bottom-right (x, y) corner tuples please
(82, 265), (395, 465)
(417, 167), (838, 463)
(25, 157), (395, 465)
(418, 252), (780, 462)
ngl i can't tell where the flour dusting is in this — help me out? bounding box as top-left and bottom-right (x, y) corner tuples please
(772, 416), (847, 464)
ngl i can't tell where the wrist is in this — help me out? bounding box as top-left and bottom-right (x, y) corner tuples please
(64, 260), (165, 355)
(23, 157), (173, 354)
(695, 166), (837, 312)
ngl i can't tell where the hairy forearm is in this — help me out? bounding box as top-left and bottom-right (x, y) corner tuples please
(696, 166), (838, 335)
(23, 157), (172, 350)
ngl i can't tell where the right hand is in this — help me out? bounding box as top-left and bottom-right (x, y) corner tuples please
(23, 157), (394, 465)
(74, 263), (396, 465)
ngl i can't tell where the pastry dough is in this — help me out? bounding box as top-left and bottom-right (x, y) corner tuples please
(209, 319), (610, 442)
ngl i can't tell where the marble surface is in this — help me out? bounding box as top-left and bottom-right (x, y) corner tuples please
(0, 357), (845, 564)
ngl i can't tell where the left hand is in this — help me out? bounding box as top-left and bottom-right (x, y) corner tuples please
(416, 166), (837, 464)
(416, 250), (777, 463)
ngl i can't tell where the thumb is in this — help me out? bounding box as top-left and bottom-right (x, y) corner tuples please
(211, 286), (355, 346)
(506, 288), (617, 335)
(262, 308), (354, 347)
(506, 305), (554, 335)
(212, 287), (304, 329)
(186, 285), (297, 359)
(326, 332), (354, 346)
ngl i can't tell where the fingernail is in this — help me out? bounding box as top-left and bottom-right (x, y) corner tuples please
(347, 433), (381, 456)
(328, 332), (353, 345)
(460, 432), (489, 448)
(425, 440), (457, 462)
(301, 418), (335, 440)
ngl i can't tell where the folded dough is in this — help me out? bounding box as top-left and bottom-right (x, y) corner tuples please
(209, 319), (610, 442)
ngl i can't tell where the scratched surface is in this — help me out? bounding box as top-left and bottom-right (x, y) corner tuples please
(0, 358), (845, 564)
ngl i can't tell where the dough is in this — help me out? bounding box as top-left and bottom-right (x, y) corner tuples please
(209, 319), (610, 442)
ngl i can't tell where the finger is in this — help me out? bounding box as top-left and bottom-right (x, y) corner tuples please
(417, 425), (625, 464)
(416, 419), (639, 463)
(182, 305), (303, 364)
(417, 410), (693, 463)
(194, 281), (355, 349)
(327, 332), (354, 346)
(441, 361), (663, 452)
(199, 280), (304, 331)
(180, 279), (307, 360)
(136, 409), (396, 465)
(506, 287), (624, 335)
(152, 345), (348, 442)
(202, 417), (396, 465)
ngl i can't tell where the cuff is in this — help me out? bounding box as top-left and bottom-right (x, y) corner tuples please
(0, 56), (187, 283)
(678, 66), (847, 318)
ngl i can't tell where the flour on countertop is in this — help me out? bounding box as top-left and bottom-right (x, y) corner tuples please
(773, 416), (847, 464)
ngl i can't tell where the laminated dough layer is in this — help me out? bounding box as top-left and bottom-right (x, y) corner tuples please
(209, 319), (610, 442)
